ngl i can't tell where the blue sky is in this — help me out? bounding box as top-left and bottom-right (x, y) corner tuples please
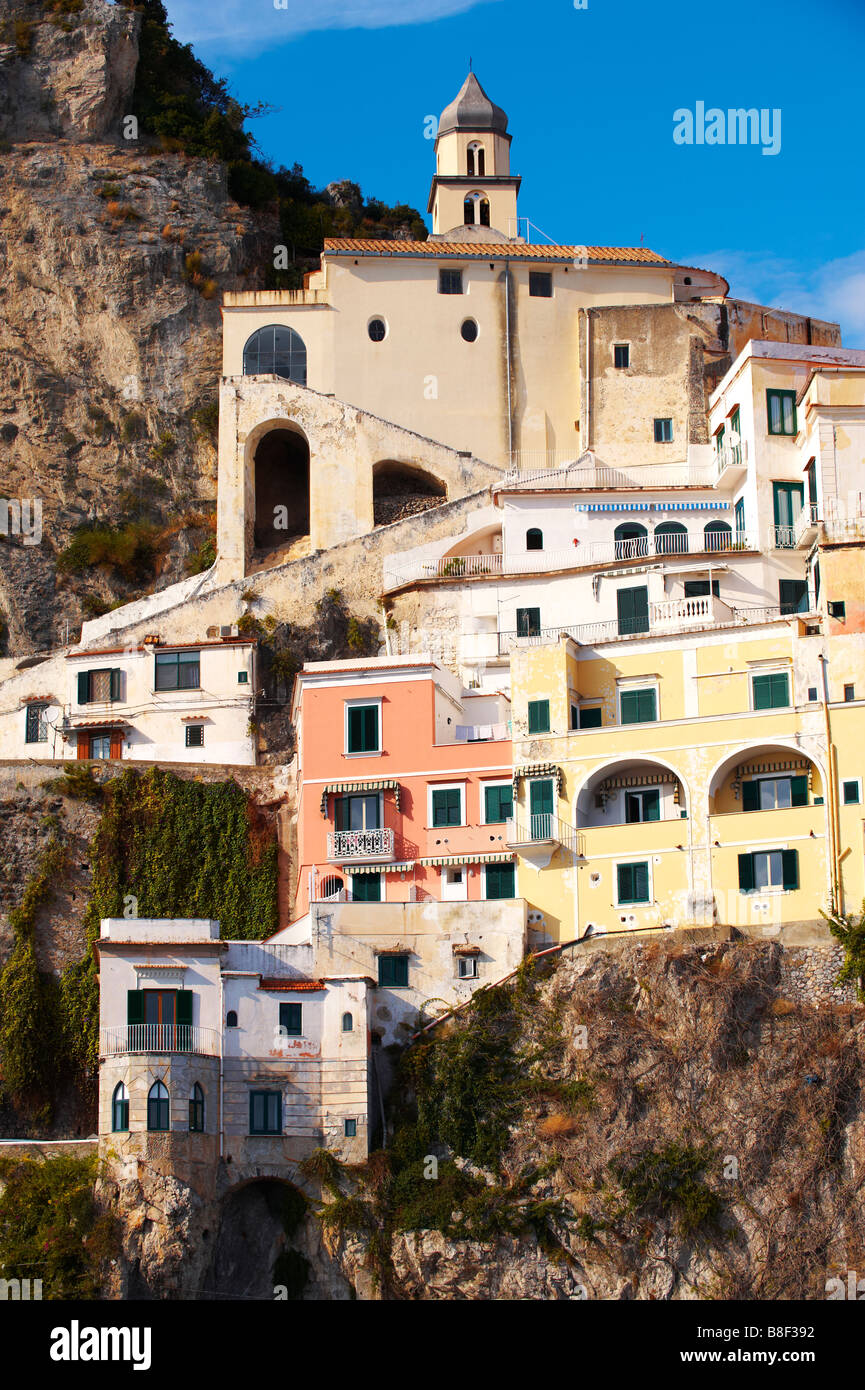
(164, 0), (865, 342)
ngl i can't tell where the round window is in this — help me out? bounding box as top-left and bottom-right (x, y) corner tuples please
(460, 319), (478, 343)
(368, 318), (386, 342)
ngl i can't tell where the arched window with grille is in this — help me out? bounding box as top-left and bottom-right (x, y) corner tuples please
(614, 522), (648, 559)
(112, 1082), (129, 1132)
(189, 1083), (205, 1133)
(704, 519), (733, 551)
(147, 1080), (170, 1132)
(654, 521), (689, 555)
(242, 325), (307, 385)
(526, 528), (543, 551)
(342, 1012), (353, 1032)
(226, 1009), (238, 1028)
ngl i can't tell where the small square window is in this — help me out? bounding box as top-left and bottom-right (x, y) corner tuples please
(378, 954), (409, 987)
(752, 671), (790, 711)
(842, 780), (861, 805)
(808, 686), (818, 702)
(616, 861), (650, 905)
(654, 418), (673, 443)
(185, 724), (204, 748)
(347, 703), (379, 754)
(457, 956), (478, 979)
(432, 786), (462, 827)
(529, 271), (552, 298)
(766, 389), (797, 436)
(844, 684), (855, 702)
(237, 671), (249, 684)
(613, 343), (630, 369)
(439, 269), (463, 295)
(279, 1002), (302, 1036)
(344, 1118), (357, 1138)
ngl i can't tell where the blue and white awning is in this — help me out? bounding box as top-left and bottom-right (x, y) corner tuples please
(575, 501), (729, 512)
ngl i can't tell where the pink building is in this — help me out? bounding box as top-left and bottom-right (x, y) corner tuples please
(291, 656), (515, 919)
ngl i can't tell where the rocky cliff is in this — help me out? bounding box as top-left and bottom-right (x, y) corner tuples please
(0, 1), (276, 653)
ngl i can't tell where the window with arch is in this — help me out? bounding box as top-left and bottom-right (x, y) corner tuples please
(526, 527), (543, 551)
(226, 1009), (238, 1028)
(242, 325), (307, 385)
(342, 1012), (353, 1032)
(112, 1082), (129, 1132)
(654, 521), (688, 555)
(466, 142), (485, 176)
(613, 522), (648, 559)
(704, 519), (733, 551)
(320, 875), (344, 900)
(463, 193), (490, 227)
(189, 1083), (205, 1133)
(147, 1080), (170, 1132)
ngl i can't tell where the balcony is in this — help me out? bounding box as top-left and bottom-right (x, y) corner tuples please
(501, 453), (743, 490)
(99, 1025), (220, 1057)
(383, 531), (759, 594)
(498, 600), (787, 653)
(794, 505), (820, 549)
(326, 827), (395, 864)
(506, 814), (582, 854)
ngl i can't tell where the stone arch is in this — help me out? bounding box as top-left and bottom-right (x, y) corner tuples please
(706, 741), (827, 813)
(575, 754), (690, 828)
(205, 1177), (310, 1301)
(372, 460), (447, 527)
(250, 421), (310, 550)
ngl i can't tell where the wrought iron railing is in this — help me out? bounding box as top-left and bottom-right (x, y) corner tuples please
(506, 815), (581, 854)
(326, 827), (395, 861)
(99, 1025), (220, 1056)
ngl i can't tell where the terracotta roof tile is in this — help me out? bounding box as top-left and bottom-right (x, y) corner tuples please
(258, 977), (326, 992)
(323, 239), (669, 264)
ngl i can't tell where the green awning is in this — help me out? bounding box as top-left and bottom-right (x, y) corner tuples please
(513, 763), (564, 796)
(320, 779), (401, 814)
(342, 861), (415, 875)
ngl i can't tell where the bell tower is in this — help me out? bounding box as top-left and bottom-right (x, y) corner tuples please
(427, 73), (522, 241)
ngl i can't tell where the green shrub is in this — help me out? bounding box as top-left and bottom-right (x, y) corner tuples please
(612, 1141), (723, 1239)
(41, 764), (103, 801)
(56, 520), (164, 582)
(186, 535), (216, 574)
(0, 1153), (118, 1298)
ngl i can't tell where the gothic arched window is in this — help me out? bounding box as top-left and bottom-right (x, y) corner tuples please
(112, 1082), (129, 1132)
(147, 1080), (170, 1132)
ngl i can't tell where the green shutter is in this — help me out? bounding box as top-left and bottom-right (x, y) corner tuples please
(485, 785), (512, 823)
(617, 586), (649, 636)
(127, 990), (145, 1024)
(781, 849), (799, 891)
(485, 863), (514, 900)
(363, 705), (378, 750)
(176, 991), (192, 1026)
(579, 706), (602, 729)
(738, 854), (755, 893)
(633, 862), (649, 902)
(109, 669), (122, 701)
(621, 689), (656, 724)
(529, 779), (554, 818)
(742, 780), (760, 812)
(528, 700), (550, 734)
(617, 863), (632, 902)
(78, 671), (90, 705)
(790, 776), (808, 807)
(645, 790), (660, 822)
(432, 788), (461, 826)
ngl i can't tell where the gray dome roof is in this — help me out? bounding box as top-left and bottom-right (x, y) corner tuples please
(438, 73), (508, 137)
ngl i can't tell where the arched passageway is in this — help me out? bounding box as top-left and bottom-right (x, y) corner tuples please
(372, 461), (447, 527)
(254, 428), (310, 549)
(204, 1179), (309, 1301)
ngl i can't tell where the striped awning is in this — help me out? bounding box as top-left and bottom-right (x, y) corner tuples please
(419, 852), (514, 867)
(602, 773), (677, 789)
(342, 861), (415, 875)
(513, 763), (564, 795)
(736, 758), (809, 778)
(575, 501), (729, 512)
(320, 779), (401, 814)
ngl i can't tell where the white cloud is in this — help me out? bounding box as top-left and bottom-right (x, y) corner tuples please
(165, 0), (500, 50)
(678, 247), (865, 348)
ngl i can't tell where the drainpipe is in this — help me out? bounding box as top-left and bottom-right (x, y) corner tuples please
(218, 963), (225, 1160)
(818, 652), (843, 915)
(504, 259), (513, 464)
(585, 310), (592, 451)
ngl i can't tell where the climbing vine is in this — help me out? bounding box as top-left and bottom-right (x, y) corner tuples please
(62, 767), (279, 1074)
(0, 837), (66, 1113)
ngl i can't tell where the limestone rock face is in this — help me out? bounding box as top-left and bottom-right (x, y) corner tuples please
(0, 0), (277, 653)
(0, 0), (139, 144)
